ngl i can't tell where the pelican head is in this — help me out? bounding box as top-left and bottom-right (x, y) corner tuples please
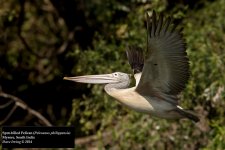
(64, 72), (130, 86)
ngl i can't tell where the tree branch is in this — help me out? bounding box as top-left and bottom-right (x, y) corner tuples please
(0, 91), (52, 126)
(0, 105), (17, 125)
(0, 100), (14, 109)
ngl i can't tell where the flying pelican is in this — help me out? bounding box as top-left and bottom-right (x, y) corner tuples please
(64, 11), (199, 122)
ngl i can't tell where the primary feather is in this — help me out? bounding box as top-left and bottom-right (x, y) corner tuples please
(136, 11), (189, 98)
(126, 45), (144, 74)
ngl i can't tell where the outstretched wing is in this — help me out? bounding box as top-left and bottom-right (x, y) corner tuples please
(126, 45), (144, 74)
(136, 11), (189, 97)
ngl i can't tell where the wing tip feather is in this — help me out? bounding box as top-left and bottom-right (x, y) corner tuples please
(126, 45), (144, 74)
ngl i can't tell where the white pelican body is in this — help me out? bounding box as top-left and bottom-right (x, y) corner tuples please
(107, 87), (154, 113)
(64, 11), (199, 122)
(106, 87), (180, 119)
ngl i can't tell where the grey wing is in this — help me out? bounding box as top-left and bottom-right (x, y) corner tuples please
(126, 45), (144, 74)
(136, 11), (189, 97)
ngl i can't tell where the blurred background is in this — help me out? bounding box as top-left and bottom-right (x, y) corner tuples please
(0, 0), (225, 149)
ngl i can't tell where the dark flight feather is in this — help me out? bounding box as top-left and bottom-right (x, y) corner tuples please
(126, 46), (144, 74)
(136, 10), (190, 96)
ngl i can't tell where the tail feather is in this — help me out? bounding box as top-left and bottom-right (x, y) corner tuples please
(176, 108), (199, 122)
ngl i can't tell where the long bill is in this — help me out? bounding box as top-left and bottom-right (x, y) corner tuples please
(63, 74), (119, 84)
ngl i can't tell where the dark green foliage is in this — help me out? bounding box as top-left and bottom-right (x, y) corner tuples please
(0, 0), (225, 149)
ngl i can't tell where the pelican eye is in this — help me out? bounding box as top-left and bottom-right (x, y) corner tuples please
(114, 73), (118, 77)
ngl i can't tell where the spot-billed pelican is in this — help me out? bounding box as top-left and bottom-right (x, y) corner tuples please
(64, 11), (199, 122)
